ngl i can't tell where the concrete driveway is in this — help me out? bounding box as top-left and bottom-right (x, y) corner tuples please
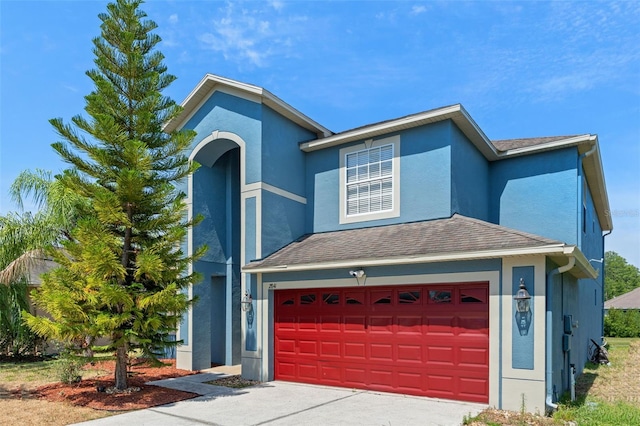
(74, 368), (487, 426)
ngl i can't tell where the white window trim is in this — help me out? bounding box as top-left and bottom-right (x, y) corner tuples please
(339, 135), (400, 224)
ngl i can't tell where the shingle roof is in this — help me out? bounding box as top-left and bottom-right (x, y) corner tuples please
(604, 287), (640, 310)
(491, 135), (582, 152)
(244, 214), (562, 270)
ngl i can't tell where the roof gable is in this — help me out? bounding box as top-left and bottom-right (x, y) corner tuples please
(164, 74), (332, 138)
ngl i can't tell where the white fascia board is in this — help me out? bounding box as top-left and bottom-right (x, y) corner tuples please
(582, 139), (613, 231)
(242, 244), (567, 274)
(495, 134), (595, 158)
(164, 74), (331, 137)
(454, 105), (499, 159)
(262, 89), (332, 138)
(164, 74), (263, 133)
(300, 104), (498, 158)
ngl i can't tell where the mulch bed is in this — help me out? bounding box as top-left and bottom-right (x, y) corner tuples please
(35, 359), (200, 411)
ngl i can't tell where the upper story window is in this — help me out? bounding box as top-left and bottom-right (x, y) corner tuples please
(339, 135), (400, 224)
(346, 144), (393, 216)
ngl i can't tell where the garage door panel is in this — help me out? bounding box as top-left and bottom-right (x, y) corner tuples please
(277, 339), (296, 354)
(425, 316), (456, 335)
(344, 342), (366, 359)
(370, 316), (394, 332)
(370, 343), (394, 361)
(344, 367), (366, 385)
(426, 345), (455, 364)
(459, 377), (489, 401)
(458, 347), (489, 366)
(397, 371), (424, 392)
(319, 316), (341, 330)
(275, 283), (489, 403)
(298, 363), (318, 379)
(370, 368), (393, 386)
(458, 316), (489, 334)
(320, 341), (341, 357)
(320, 364), (342, 382)
(397, 344), (422, 361)
(298, 317), (318, 330)
(275, 316), (296, 331)
(298, 339), (318, 355)
(427, 374), (455, 394)
(276, 361), (296, 378)
(397, 316), (423, 333)
(344, 315), (366, 331)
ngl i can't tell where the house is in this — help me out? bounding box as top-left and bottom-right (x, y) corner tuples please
(168, 74), (611, 413)
(604, 287), (640, 312)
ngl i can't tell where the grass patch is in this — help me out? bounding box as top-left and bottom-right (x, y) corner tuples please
(552, 338), (640, 425)
(467, 338), (640, 425)
(554, 400), (640, 425)
(0, 356), (112, 426)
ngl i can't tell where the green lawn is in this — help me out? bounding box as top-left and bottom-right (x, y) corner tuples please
(466, 337), (640, 425)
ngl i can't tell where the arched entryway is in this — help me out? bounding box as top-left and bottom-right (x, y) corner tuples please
(179, 131), (245, 370)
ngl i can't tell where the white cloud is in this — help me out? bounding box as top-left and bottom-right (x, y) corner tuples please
(168, 14), (178, 24)
(269, 0), (284, 11)
(196, 3), (307, 68)
(411, 5), (427, 15)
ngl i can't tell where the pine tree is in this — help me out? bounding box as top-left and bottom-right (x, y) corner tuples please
(23, 0), (204, 390)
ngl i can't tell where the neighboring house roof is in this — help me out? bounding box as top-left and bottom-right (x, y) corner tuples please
(163, 73), (332, 138)
(26, 258), (58, 286)
(604, 287), (640, 310)
(243, 214), (597, 278)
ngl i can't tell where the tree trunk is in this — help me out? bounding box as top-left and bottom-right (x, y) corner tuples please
(114, 344), (128, 390)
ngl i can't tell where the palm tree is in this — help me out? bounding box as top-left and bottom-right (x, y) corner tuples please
(0, 169), (86, 356)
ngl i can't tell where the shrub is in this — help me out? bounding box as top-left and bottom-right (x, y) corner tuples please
(56, 353), (85, 384)
(0, 281), (45, 357)
(604, 309), (640, 337)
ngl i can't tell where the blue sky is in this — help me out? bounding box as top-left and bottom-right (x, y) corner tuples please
(1, 0), (639, 266)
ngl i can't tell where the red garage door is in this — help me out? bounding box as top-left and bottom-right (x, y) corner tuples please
(274, 283), (489, 403)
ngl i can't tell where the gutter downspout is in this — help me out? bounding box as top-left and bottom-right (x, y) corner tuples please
(601, 230), (612, 338)
(546, 255), (576, 412)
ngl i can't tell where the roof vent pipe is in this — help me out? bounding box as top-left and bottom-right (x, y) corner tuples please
(545, 256), (575, 413)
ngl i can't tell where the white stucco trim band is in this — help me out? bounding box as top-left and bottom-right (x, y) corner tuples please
(244, 182), (307, 205)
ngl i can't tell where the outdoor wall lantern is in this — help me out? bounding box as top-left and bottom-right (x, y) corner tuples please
(241, 292), (253, 312)
(241, 291), (254, 328)
(514, 278), (532, 336)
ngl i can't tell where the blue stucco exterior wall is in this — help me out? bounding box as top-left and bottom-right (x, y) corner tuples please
(574, 172), (605, 372)
(184, 90), (262, 184)
(264, 258), (501, 283)
(261, 105), (315, 197)
(261, 190), (306, 259)
(306, 121), (454, 233)
(193, 158), (229, 268)
(245, 197), (257, 263)
(450, 123), (489, 221)
(490, 148), (578, 244)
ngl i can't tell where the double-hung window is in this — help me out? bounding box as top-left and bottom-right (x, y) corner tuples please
(340, 135), (400, 224)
